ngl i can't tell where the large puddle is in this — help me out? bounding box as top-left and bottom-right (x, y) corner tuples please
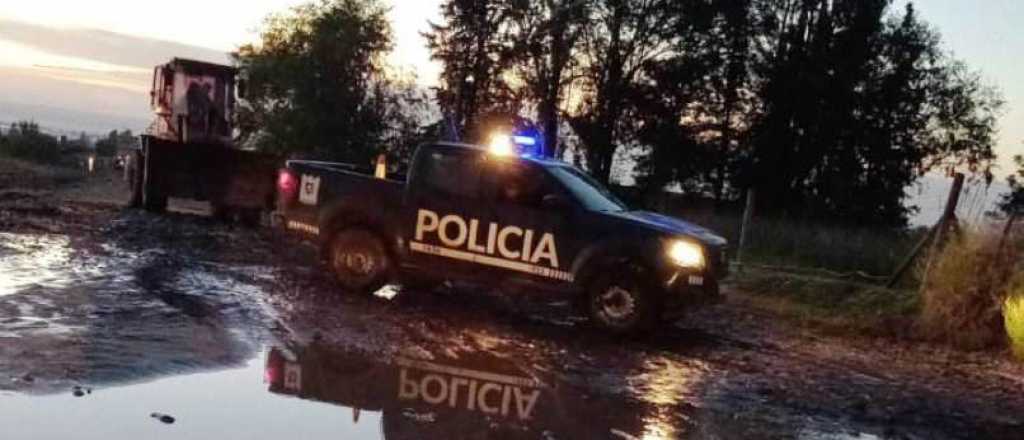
(0, 232), (894, 439)
(0, 232), (275, 393)
(0, 350), (383, 440)
(0, 343), (681, 440)
(0, 233), (114, 296)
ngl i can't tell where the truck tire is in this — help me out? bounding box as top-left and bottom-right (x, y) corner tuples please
(328, 228), (391, 295)
(586, 265), (660, 335)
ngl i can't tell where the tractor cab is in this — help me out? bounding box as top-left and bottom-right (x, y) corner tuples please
(148, 58), (240, 146)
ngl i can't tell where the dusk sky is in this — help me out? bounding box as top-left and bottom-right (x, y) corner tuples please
(0, 0), (1019, 174)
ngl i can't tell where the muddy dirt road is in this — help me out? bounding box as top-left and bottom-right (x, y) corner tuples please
(1, 171), (1023, 440)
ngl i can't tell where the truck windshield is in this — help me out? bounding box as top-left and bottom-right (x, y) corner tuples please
(547, 165), (628, 212)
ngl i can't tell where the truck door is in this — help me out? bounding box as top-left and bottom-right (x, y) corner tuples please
(404, 148), (494, 278)
(478, 160), (579, 287)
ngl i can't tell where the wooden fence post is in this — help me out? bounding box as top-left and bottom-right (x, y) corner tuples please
(888, 172), (965, 287)
(736, 188), (756, 274)
(919, 172), (965, 288)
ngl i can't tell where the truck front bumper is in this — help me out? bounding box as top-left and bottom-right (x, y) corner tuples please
(660, 270), (722, 318)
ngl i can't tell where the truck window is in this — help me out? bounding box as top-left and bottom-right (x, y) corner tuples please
(484, 161), (558, 208)
(420, 150), (482, 198)
(547, 165), (628, 212)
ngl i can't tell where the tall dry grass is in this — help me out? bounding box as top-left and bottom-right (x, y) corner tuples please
(1005, 273), (1024, 360)
(919, 228), (1022, 351)
(660, 210), (921, 276)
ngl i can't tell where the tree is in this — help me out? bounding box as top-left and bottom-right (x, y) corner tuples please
(566, 0), (678, 184)
(425, 0), (519, 142)
(999, 154), (1024, 217)
(506, 0), (590, 157)
(634, 0), (751, 198)
(0, 121), (60, 163)
(77, 132), (90, 149)
(95, 131), (118, 157)
(733, 1), (1002, 226)
(234, 0), (401, 164)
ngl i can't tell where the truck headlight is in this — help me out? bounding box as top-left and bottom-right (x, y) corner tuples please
(667, 240), (704, 268)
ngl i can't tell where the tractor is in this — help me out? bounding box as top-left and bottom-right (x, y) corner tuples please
(129, 58), (277, 224)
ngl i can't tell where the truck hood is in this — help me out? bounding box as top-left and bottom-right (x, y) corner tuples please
(604, 210), (727, 247)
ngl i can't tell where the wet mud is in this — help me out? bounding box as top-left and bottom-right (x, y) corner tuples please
(1, 176), (1023, 439)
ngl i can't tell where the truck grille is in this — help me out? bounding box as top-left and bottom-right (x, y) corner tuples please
(709, 246), (729, 278)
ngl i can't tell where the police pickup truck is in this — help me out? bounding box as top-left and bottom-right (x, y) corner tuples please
(277, 141), (727, 334)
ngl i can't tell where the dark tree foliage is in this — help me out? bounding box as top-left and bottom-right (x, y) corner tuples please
(566, 0), (678, 184)
(624, 1), (1002, 226)
(999, 154), (1024, 217)
(426, 0), (1001, 226)
(739, 1), (1002, 226)
(424, 0), (520, 142)
(94, 130), (136, 157)
(505, 0), (590, 157)
(0, 121), (61, 163)
(634, 0), (752, 199)
(234, 0), (419, 165)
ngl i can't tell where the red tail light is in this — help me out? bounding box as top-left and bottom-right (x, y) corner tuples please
(265, 349), (285, 385)
(278, 169), (298, 204)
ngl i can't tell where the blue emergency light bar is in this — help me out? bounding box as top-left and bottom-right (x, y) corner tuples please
(488, 132), (544, 158)
(512, 135), (537, 146)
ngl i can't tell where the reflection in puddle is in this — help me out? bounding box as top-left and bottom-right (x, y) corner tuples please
(2, 343), (686, 439)
(0, 353), (384, 440)
(264, 342), (669, 439)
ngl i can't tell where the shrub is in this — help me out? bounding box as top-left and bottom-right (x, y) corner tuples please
(1004, 266), (1024, 360)
(919, 232), (1019, 350)
(0, 121), (61, 163)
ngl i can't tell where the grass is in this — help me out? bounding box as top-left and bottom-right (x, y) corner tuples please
(730, 268), (920, 338)
(0, 155), (82, 189)
(608, 186), (925, 277)
(630, 198), (924, 276)
(918, 231), (1022, 351)
(1006, 295), (1024, 360)
(1004, 272), (1024, 360)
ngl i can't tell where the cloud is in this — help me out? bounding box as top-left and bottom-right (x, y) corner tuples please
(0, 19), (234, 134)
(0, 19), (230, 69)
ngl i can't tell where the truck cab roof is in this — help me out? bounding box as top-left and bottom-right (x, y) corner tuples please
(427, 141), (569, 168)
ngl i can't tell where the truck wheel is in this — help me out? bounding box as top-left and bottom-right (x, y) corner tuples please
(586, 265), (660, 335)
(329, 229), (391, 294)
(143, 189), (168, 212)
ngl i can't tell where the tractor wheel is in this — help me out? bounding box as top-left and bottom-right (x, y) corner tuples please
(141, 148), (167, 213)
(128, 150), (143, 208)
